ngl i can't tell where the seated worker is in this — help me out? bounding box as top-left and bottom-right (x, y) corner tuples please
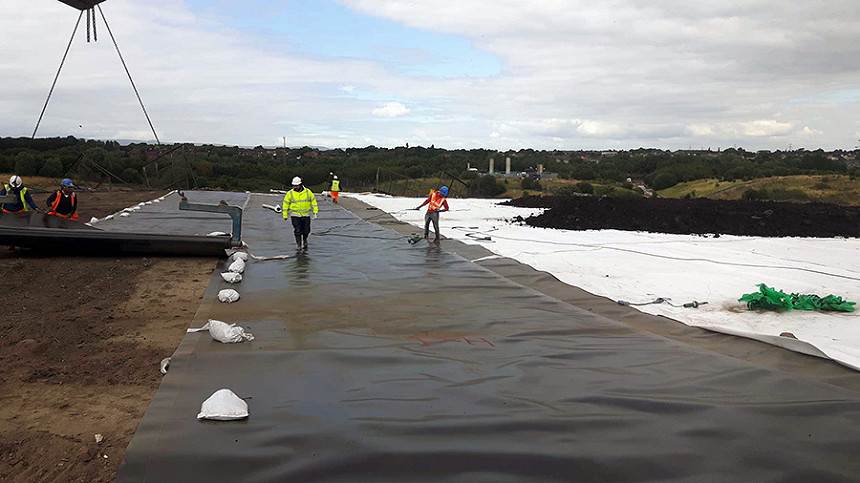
(1, 175), (40, 214)
(45, 178), (78, 220)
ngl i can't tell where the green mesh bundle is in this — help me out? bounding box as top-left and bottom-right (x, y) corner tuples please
(740, 284), (856, 312)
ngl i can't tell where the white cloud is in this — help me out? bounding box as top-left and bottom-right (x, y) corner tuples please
(2, 1), (860, 149)
(577, 120), (622, 137)
(737, 120), (794, 137)
(372, 102), (410, 118)
(338, 0), (860, 149)
(686, 124), (714, 136)
(115, 130), (157, 141)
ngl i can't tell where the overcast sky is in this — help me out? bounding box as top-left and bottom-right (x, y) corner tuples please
(2, 0), (859, 150)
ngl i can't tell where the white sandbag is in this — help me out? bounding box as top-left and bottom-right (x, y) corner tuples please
(187, 319), (254, 343)
(208, 231), (229, 236)
(197, 389), (249, 421)
(89, 217), (99, 223)
(218, 289), (240, 303)
(231, 252), (249, 262)
(145, 201), (153, 205)
(104, 214), (114, 220)
(227, 258), (245, 273)
(119, 213), (130, 217)
(220, 272), (243, 283)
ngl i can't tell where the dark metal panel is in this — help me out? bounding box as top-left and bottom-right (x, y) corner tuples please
(0, 226), (231, 257)
(56, 0), (108, 10)
(0, 212), (100, 230)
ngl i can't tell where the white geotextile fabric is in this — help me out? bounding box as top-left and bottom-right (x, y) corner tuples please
(349, 193), (860, 371)
(188, 319), (254, 343)
(197, 389), (249, 421)
(218, 289), (240, 303)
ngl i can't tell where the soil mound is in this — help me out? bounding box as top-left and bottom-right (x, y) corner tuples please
(504, 196), (860, 238)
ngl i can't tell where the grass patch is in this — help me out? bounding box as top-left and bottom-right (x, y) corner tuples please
(706, 175), (860, 205)
(658, 178), (746, 198)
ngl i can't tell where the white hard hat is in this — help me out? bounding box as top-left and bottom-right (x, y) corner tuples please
(333, 175), (338, 180)
(9, 175), (22, 188)
(291, 176), (302, 185)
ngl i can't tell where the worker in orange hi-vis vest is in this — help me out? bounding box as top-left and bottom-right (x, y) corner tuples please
(415, 186), (449, 243)
(45, 178), (78, 221)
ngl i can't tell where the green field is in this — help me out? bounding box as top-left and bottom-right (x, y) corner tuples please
(657, 178), (746, 198)
(658, 175), (860, 206)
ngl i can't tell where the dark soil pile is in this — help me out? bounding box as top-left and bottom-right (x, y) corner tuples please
(504, 196), (860, 238)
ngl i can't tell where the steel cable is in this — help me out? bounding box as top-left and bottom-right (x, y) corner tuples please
(32, 11), (83, 140)
(98, 5), (160, 144)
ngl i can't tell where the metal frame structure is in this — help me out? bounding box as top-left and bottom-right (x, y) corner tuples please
(178, 191), (243, 246)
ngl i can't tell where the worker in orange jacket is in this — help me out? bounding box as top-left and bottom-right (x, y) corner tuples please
(45, 178), (78, 221)
(415, 186), (449, 243)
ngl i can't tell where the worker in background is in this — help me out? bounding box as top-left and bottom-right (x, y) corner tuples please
(415, 185), (449, 243)
(45, 178), (78, 221)
(330, 175), (340, 204)
(283, 176), (318, 250)
(1, 175), (40, 214)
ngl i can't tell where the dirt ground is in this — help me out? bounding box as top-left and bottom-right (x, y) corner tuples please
(506, 195), (860, 237)
(0, 190), (216, 482)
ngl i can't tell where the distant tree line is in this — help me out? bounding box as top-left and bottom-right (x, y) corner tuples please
(1, 137), (857, 195)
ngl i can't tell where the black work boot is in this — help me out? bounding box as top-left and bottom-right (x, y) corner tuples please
(302, 235), (309, 250)
(295, 235), (303, 250)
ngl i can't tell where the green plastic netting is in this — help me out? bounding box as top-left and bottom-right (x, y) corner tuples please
(739, 284), (855, 312)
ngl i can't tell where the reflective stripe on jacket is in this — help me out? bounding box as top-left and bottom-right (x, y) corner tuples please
(47, 190), (78, 220)
(331, 179), (340, 192)
(2, 185), (30, 212)
(428, 191), (447, 212)
(282, 187), (318, 217)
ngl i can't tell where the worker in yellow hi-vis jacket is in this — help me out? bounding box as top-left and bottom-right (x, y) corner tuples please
(282, 176), (318, 250)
